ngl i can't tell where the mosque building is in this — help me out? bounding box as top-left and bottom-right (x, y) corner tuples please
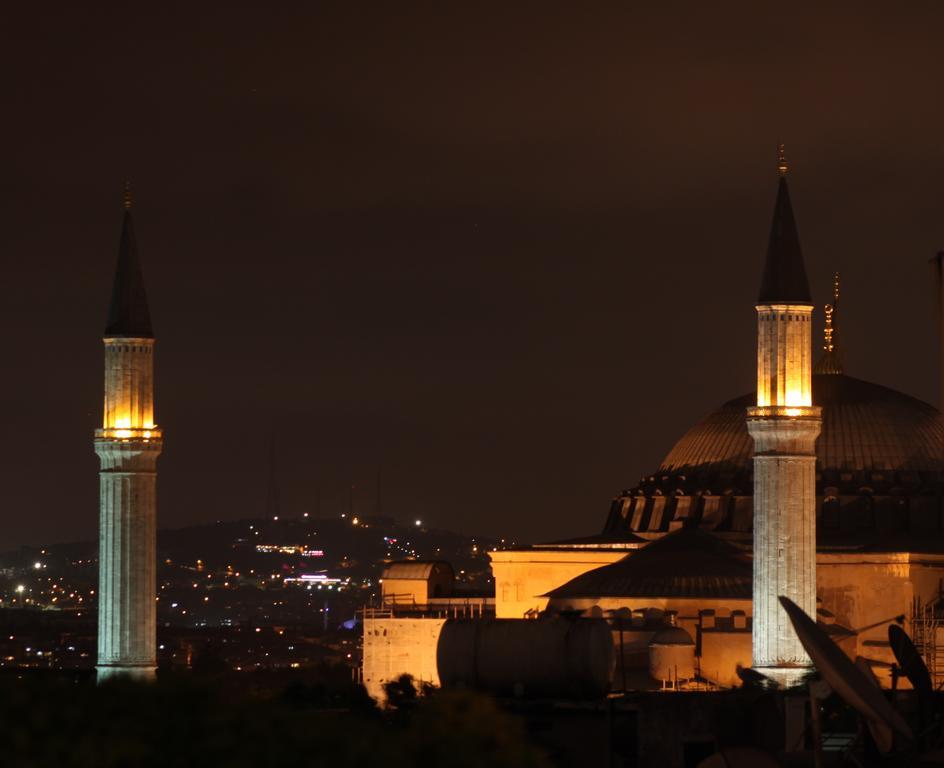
(363, 151), (944, 698)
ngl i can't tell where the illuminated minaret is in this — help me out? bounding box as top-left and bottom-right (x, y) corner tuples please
(747, 147), (822, 686)
(95, 185), (162, 682)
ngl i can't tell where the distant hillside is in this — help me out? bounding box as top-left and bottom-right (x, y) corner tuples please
(0, 514), (497, 591)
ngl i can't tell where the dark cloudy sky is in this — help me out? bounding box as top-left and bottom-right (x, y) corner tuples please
(3, 2), (944, 547)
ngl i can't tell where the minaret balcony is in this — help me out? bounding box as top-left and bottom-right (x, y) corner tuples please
(95, 426), (163, 441)
(747, 405), (820, 420)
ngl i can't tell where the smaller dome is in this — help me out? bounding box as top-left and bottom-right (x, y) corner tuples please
(650, 626), (694, 646)
(546, 527), (751, 601)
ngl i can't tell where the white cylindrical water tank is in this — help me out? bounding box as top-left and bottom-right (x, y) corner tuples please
(648, 626), (695, 682)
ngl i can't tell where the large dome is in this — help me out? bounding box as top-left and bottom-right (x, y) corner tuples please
(661, 374), (944, 481)
(602, 373), (944, 549)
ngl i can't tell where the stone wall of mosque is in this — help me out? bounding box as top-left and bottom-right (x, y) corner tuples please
(488, 548), (627, 618)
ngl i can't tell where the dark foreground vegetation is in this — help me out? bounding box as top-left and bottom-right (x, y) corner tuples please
(0, 669), (549, 768)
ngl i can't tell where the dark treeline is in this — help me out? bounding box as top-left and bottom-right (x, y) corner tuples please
(0, 670), (548, 768)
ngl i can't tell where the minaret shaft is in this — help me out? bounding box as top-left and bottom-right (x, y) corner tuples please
(748, 155), (821, 686)
(96, 454), (158, 670)
(748, 412), (820, 679)
(95, 339), (162, 681)
(749, 306), (820, 684)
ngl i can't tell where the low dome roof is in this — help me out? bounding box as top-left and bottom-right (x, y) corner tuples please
(547, 527), (751, 600)
(381, 561), (453, 581)
(660, 374), (944, 480)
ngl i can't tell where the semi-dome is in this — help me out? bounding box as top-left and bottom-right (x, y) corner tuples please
(547, 527), (752, 601)
(661, 374), (944, 483)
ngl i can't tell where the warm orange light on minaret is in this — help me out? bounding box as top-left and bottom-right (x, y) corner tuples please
(755, 304), (814, 408)
(99, 338), (161, 439)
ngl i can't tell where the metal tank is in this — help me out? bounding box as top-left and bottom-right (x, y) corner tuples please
(436, 617), (614, 698)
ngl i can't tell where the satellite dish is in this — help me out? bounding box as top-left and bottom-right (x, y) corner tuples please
(695, 747), (781, 768)
(779, 596), (913, 746)
(889, 624), (934, 702)
(855, 656), (894, 753)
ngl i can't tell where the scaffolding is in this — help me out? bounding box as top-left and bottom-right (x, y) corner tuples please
(911, 595), (944, 686)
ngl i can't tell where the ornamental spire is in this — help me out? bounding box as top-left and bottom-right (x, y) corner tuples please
(814, 272), (844, 375)
(757, 145), (812, 304)
(777, 142), (788, 176)
(104, 184), (153, 338)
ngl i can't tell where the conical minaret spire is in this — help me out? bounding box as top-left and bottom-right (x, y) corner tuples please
(814, 272), (844, 375)
(747, 146), (822, 687)
(758, 145), (812, 305)
(105, 183), (153, 338)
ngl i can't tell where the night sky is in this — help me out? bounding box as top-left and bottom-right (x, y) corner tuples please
(4, 3), (944, 547)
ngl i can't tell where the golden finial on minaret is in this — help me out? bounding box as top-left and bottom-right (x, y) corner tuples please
(823, 305), (834, 353)
(814, 270), (844, 375)
(777, 143), (788, 176)
(822, 273), (840, 353)
(123, 180), (133, 210)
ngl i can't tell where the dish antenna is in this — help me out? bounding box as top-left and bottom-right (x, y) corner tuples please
(889, 624), (934, 703)
(779, 596), (913, 749)
(855, 656), (894, 753)
(889, 624), (937, 747)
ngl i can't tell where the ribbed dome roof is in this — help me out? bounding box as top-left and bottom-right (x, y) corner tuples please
(660, 374), (944, 478)
(547, 528), (752, 600)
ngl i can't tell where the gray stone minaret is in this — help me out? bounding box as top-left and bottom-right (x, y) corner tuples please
(747, 148), (822, 686)
(95, 186), (162, 682)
